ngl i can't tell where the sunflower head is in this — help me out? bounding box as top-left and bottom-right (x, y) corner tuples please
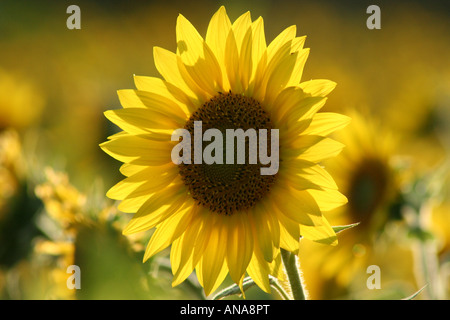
(326, 110), (404, 239)
(100, 6), (349, 296)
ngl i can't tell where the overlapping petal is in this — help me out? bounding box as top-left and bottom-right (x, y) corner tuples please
(100, 5), (350, 297)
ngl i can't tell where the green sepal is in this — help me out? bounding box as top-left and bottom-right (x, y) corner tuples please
(332, 222), (360, 234)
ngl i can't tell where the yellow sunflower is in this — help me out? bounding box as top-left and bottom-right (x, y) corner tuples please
(326, 110), (402, 236)
(300, 110), (406, 298)
(100, 6), (349, 296)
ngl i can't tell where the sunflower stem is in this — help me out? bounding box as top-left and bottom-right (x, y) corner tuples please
(410, 203), (443, 300)
(280, 248), (306, 300)
(212, 277), (257, 300)
(212, 276), (291, 300)
(268, 276), (291, 300)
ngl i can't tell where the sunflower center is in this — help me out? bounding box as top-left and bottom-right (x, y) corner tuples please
(348, 158), (389, 221)
(178, 92), (277, 215)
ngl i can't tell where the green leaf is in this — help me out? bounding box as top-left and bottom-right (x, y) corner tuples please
(407, 227), (435, 242)
(332, 222), (360, 234)
(401, 285), (427, 300)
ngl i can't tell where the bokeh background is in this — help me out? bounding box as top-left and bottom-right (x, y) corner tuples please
(0, 0), (449, 300)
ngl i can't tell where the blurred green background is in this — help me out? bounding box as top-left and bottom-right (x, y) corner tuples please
(0, 0), (449, 300)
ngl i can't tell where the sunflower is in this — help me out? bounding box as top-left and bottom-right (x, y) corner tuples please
(326, 110), (402, 235)
(299, 110), (406, 298)
(100, 6), (349, 296)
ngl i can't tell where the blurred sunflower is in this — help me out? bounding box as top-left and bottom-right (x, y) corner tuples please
(431, 201), (450, 258)
(299, 110), (408, 297)
(430, 200), (450, 299)
(328, 111), (403, 233)
(0, 68), (45, 220)
(0, 68), (46, 269)
(101, 6), (349, 296)
(0, 68), (45, 131)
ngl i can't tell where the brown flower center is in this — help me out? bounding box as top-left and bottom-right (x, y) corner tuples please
(178, 92), (278, 215)
(348, 158), (389, 221)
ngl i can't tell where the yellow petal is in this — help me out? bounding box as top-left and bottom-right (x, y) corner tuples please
(263, 198), (281, 250)
(250, 17), (266, 78)
(282, 159), (339, 190)
(225, 28), (243, 93)
(299, 79), (337, 97)
(286, 47), (309, 87)
(118, 193), (152, 213)
(303, 112), (351, 137)
(284, 96), (328, 127)
(272, 185), (322, 226)
(206, 6), (232, 91)
(99, 134), (173, 166)
(170, 234), (188, 282)
(119, 163), (147, 177)
(278, 169), (324, 191)
(238, 26), (253, 91)
(176, 14), (204, 64)
(231, 12), (253, 90)
(176, 14), (223, 95)
(277, 215), (300, 254)
(290, 36), (307, 53)
(232, 11), (252, 49)
(171, 207), (210, 286)
(226, 213), (253, 285)
(281, 135), (325, 160)
(264, 45), (298, 104)
(197, 218), (228, 296)
(272, 187), (338, 246)
(249, 50), (267, 102)
(271, 86), (325, 126)
(297, 136), (345, 163)
(123, 185), (190, 235)
(269, 252), (287, 282)
(142, 205), (193, 262)
(153, 46), (203, 101)
(106, 164), (177, 200)
(133, 75), (197, 115)
(264, 36), (306, 102)
(106, 131), (127, 141)
(257, 40), (293, 105)
(299, 216), (338, 246)
(250, 203), (275, 262)
(246, 251), (271, 293)
(267, 25), (296, 61)
(307, 188), (348, 212)
(116, 89), (187, 125)
(175, 53), (212, 104)
(104, 108), (179, 134)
